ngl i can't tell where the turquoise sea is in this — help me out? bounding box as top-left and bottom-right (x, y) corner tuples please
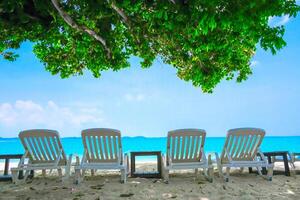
(0, 136), (300, 160)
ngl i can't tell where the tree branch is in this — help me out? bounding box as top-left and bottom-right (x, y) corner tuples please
(110, 1), (142, 45)
(111, 1), (130, 27)
(51, 0), (111, 58)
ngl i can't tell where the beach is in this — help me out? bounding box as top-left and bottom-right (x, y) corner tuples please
(1, 162), (300, 200)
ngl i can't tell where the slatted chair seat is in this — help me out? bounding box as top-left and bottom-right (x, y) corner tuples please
(80, 163), (126, 170)
(11, 129), (72, 184)
(74, 128), (129, 183)
(215, 128), (273, 181)
(162, 129), (213, 182)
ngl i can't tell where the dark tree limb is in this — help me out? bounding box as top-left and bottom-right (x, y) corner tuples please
(110, 1), (141, 44)
(51, 0), (111, 58)
(111, 1), (130, 26)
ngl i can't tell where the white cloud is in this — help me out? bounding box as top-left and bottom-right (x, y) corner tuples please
(124, 93), (145, 102)
(268, 15), (290, 27)
(277, 15), (290, 26)
(0, 100), (104, 130)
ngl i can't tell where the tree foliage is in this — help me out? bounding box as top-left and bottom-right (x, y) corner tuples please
(0, 0), (299, 92)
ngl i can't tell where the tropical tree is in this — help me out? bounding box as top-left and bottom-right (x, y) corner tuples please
(1, 0), (299, 92)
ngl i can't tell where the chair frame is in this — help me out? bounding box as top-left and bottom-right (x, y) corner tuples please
(215, 128), (273, 182)
(162, 129), (213, 182)
(74, 128), (129, 183)
(11, 129), (72, 184)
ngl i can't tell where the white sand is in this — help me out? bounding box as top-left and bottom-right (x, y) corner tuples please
(1, 162), (300, 200)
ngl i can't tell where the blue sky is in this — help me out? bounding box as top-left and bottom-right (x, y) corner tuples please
(0, 15), (300, 138)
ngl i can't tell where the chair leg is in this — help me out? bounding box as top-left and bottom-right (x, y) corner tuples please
(207, 154), (214, 182)
(42, 169), (46, 176)
(120, 169), (126, 183)
(11, 169), (20, 184)
(163, 168), (169, 183)
(239, 167), (244, 173)
(225, 167), (230, 182)
(267, 166), (273, 181)
(290, 162), (296, 176)
(23, 170), (31, 182)
(75, 169), (82, 184)
(205, 167), (214, 183)
(257, 167), (263, 176)
(195, 168), (199, 178)
(64, 154), (72, 179)
(126, 155), (130, 175)
(215, 153), (223, 178)
(58, 168), (63, 177)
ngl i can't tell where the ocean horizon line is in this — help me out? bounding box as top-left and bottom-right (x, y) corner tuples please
(1, 135), (300, 139)
(1, 136), (300, 157)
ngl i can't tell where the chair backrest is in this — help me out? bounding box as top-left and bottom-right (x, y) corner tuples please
(221, 128), (265, 163)
(167, 129), (206, 163)
(19, 129), (66, 164)
(82, 128), (122, 163)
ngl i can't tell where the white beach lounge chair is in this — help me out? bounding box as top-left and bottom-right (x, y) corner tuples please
(11, 129), (72, 184)
(162, 129), (213, 182)
(215, 128), (273, 181)
(74, 128), (129, 183)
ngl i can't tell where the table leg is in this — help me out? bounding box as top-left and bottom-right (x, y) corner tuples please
(249, 167), (253, 173)
(18, 170), (24, 179)
(131, 155), (135, 177)
(27, 170), (34, 179)
(4, 158), (9, 175)
(267, 156), (272, 164)
(157, 154), (162, 178)
(283, 154), (290, 176)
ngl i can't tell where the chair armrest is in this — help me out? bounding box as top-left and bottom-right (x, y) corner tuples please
(18, 151), (29, 168)
(161, 153), (166, 160)
(200, 147), (207, 162)
(71, 154), (80, 166)
(123, 153), (130, 174)
(205, 151), (213, 165)
(163, 152), (172, 166)
(208, 152), (220, 163)
(65, 154), (73, 178)
(123, 152), (129, 163)
(78, 150), (88, 166)
(161, 153), (168, 168)
(256, 149), (273, 167)
(257, 149), (266, 161)
(210, 152), (222, 174)
(122, 153), (129, 164)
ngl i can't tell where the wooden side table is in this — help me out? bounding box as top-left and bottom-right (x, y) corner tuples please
(130, 151), (162, 178)
(0, 154), (23, 181)
(249, 151), (291, 176)
(263, 151), (291, 176)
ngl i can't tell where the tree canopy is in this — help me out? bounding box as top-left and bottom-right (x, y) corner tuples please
(1, 0), (299, 92)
